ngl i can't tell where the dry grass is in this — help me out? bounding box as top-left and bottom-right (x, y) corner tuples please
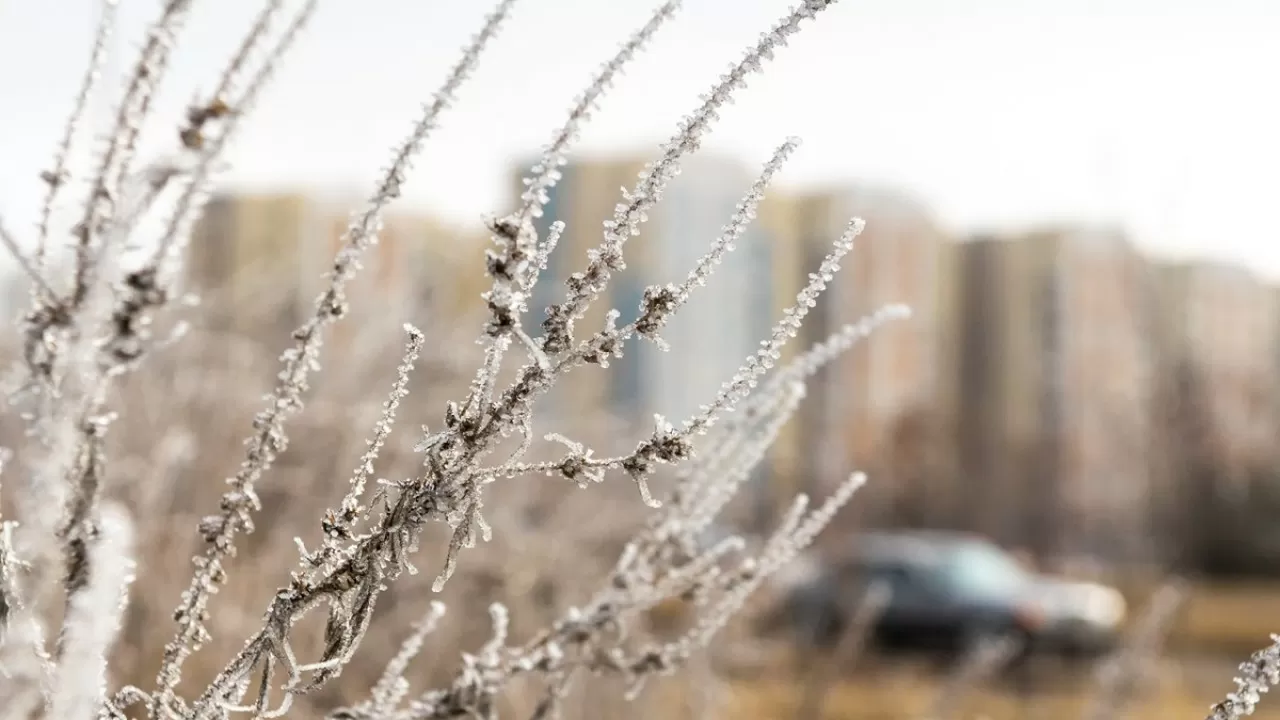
(1168, 582), (1280, 652)
(721, 662), (1280, 720)
(1102, 576), (1280, 653)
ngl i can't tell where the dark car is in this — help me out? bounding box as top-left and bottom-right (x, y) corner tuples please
(775, 531), (1125, 661)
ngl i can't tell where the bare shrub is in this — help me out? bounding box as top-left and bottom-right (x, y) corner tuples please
(0, 1), (917, 718)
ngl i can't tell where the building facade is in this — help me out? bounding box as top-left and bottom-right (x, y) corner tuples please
(188, 192), (470, 354)
(942, 228), (1153, 564)
(1148, 260), (1280, 484)
(790, 185), (948, 525)
(189, 192), (332, 336)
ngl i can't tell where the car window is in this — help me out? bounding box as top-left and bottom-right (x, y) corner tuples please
(945, 544), (1028, 600)
(866, 562), (937, 603)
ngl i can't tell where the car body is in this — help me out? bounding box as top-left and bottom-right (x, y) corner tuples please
(775, 531), (1126, 661)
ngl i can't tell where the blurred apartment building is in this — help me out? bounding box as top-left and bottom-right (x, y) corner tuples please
(754, 192), (810, 514)
(189, 192), (327, 335)
(1148, 260), (1280, 485)
(471, 146), (1280, 566)
(938, 227), (1154, 564)
(789, 186), (948, 525)
(188, 192), (485, 357)
(180, 173), (1280, 568)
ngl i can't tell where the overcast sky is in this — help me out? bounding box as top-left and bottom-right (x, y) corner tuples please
(2, 0), (1278, 276)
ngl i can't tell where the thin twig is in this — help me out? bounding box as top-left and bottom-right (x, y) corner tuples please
(0, 215), (59, 302)
(795, 580), (891, 719)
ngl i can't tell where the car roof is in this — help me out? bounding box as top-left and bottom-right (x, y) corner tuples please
(839, 530), (994, 568)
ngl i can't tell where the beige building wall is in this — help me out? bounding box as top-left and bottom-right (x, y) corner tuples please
(754, 192), (809, 517)
(947, 228), (1153, 561)
(947, 235), (1032, 544)
(1052, 228), (1153, 561)
(791, 186), (948, 521)
(188, 192), (466, 361)
(1150, 260), (1280, 475)
(188, 192), (324, 336)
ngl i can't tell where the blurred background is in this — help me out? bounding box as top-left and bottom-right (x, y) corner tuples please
(3, 0), (1280, 718)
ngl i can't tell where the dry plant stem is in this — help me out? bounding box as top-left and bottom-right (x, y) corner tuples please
(46, 504), (133, 720)
(37, 0), (312, 516)
(632, 136), (801, 346)
(490, 203), (856, 512)
(36, 0), (119, 269)
(358, 603), (448, 718)
(71, 0), (195, 308)
(357, 315), (893, 719)
(0, 215), (58, 302)
(102, 0), (318, 370)
(11, 5), (317, 668)
(652, 373), (806, 538)
(381, 312), (899, 719)
(101, 0), (320, 370)
(112, 163), (187, 240)
(304, 325), (426, 572)
(5, 6), (323, 707)
(178, 0), (286, 151)
(668, 475), (867, 660)
(795, 581), (891, 720)
(469, 0), (680, 414)
(496, 137), (803, 482)
(54, 410), (111, 650)
(204, 99), (845, 720)
(668, 380), (807, 538)
(150, 0), (312, 276)
(664, 305), (909, 505)
(776, 304), (912, 384)
(524, 670), (576, 720)
(1, 0), (908, 718)
(0, 473), (54, 717)
(924, 634), (1022, 720)
(155, 2), (521, 713)
(538, 0), (838, 357)
(1085, 579), (1185, 720)
(0, 447), (21, 639)
(679, 217), (861, 439)
(513, 0), (681, 237)
(646, 309), (908, 530)
(509, 0), (682, 247)
(107, 0), (290, 281)
(493, 197), (866, 512)
(666, 383), (801, 511)
(0, 617), (53, 720)
(20, 270), (120, 627)
(1209, 634), (1280, 720)
(381, 475), (868, 720)
(429, 0), (847, 597)
(13, 0), (194, 570)
(214, 0), (285, 95)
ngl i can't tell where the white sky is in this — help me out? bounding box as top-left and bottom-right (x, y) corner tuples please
(1, 0), (1279, 276)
